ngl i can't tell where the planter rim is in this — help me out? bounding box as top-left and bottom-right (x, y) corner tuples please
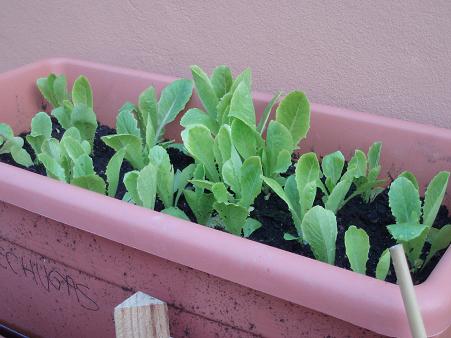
(0, 58), (450, 337)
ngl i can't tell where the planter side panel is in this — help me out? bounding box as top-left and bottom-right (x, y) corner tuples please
(0, 202), (382, 338)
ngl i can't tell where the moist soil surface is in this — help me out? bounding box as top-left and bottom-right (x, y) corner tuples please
(1, 120), (449, 285)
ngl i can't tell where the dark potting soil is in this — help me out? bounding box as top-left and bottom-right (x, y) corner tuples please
(1, 121), (450, 285)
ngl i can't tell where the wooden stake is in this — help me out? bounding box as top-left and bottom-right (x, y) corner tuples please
(114, 291), (170, 338)
(390, 244), (427, 338)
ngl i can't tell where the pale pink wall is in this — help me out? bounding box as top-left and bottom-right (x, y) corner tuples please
(1, 1), (451, 128)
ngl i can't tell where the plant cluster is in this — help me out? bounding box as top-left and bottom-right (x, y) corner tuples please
(1, 65), (450, 282)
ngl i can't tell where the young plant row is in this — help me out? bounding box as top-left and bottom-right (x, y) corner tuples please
(1, 66), (450, 281)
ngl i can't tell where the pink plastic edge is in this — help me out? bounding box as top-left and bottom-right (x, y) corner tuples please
(0, 58), (449, 337)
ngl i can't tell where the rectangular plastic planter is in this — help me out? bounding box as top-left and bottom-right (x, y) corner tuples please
(0, 59), (450, 338)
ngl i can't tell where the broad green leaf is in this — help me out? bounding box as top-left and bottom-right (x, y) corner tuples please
(325, 179), (352, 213)
(180, 108), (218, 134)
(295, 152), (320, 220)
(72, 154), (95, 178)
(173, 164), (195, 204)
(148, 146), (174, 208)
(344, 226), (370, 274)
(265, 121), (293, 176)
(322, 151), (345, 191)
(37, 153), (66, 181)
(0, 137), (23, 154)
(124, 171), (141, 205)
(262, 176), (291, 208)
(368, 142), (382, 170)
(41, 138), (62, 160)
(283, 233), (301, 241)
(387, 222), (427, 242)
(106, 148), (126, 197)
(191, 66), (218, 119)
(275, 91), (310, 146)
(213, 124), (232, 170)
(388, 177), (421, 224)
(72, 76), (93, 108)
(181, 125), (219, 181)
(283, 175), (302, 231)
(222, 148), (242, 195)
(228, 81), (256, 128)
(424, 224), (451, 266)
(102, 134), (144, 169)
(61, 135), (88, 162)
(0, 123), (14, 140)
(243, 218), (262, 238)
(137, 163), (158, 209)
(37, 74), (58, 107)
(71, 103), (97, 144)
(376, 249), (391, 280)
(161, 207), (190, 221)
(229, 68), (251, 94)
(10, 146), (33, 167)
(423, 171), (450, 228)
(346, 150), (367, 178)
(51, 105), (72, 129)
(214, 202), (248, 236)
(156, 79), (193, 140)
(216, 92), (232, 125)
(211, 65), (233, 99)
(301, 206), (337, 264)
(399, 171), (419, 191)
(212, 182), (230, 203)
(231, 119), (259, 159)
(71, 174), (106, 194)
(184, 189), (214, 225)
(257, 92), (281, 134)
(138, 86), (157, 131)
(53, 75), (68, 106)
(239, 156), (263, 208)
(145, 113), (156, 149)
(30, 112), (52, 137)
(116, 109), (141, 137)
(190, 179), (215, 190)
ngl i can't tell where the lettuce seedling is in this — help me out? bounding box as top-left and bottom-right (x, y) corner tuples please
(0, 123), (33, 167)
(123, 145), (195, 220)
(387, 171), (451, 270)
(36, 126), (124, 195)
(182, 124), (263, 236)
(102, 79), (193, 170)
(37, 74), (98, 145)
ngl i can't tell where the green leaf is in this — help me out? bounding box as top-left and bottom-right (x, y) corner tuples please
(37, 74), (58, 107)
(230, 68), (251, 94)
(388, 176), (421, 224)
(275, 91), (310, 146)
(295, 152), (320, 220)
(124, 171), (141, 205)
(301, 206), (337, 264)
(72, 154), (95, 178)
(37, 153), (66, 181)
(213, 124), (232, 170)
(71, 103), (97, 144)
(239, 156), (263, 208)
(424, 224), (451, 266)
(346, 150), (367, 178)
(325, 179), (352, 213)
(26, 112), (52, 155)
(191, 66), (218, 119)
(61, 135), (88, 162)
(243, 218), (262, 238)
(51, 105), (72, 129)
(0, 123), (14, 141)
(148, 146), (174, 208)
(212, 182), (230, 203)
(137, 163), (158, 209)
(376, 249), (391, 281)
(262, 176), (291, 209)
(173, 164), (195, 204)
(257, 92), (281, 134)
(231, 119), (260, 159)
(228, 81), (256, 128)
(399, 171), (419, 191)
(368, 142), (382, 171)
(322, 151), (345, 191)
(53, 75), (68, 106)
(211, 65), (233, 99)
(71, 174), (106, 194)
(181, 125), (219, 182)
(264, 121), (293, 176)
(161, 207), (190, 221)
(10, 146), (33, 167)
(344, 226), (370, 274)
(138, 86), (157, 132)
(222, 148), (242, 195)
(216, 92), (232, 125)
(116, 109), (141, 137)
(184, 189), (214, 225)
(214, 202), (248, 236)
(156, 79), (193, 141)
(72, 76), (93, 108)
(283, 175), (302, 231)
(102, 134), (144, 170)
(180, 108), (218, 134)
(423, 171), (450, 228)
(283, 233), (301, 241)
(387, 222), (427, 242)
(106, 148), (126, 197)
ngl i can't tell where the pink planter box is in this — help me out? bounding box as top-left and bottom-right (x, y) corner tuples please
(0, 59), (450, 338)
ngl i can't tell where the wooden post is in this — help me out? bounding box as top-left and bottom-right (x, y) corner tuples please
(114, 291), (170, 338)
(390, 244), (427, 338)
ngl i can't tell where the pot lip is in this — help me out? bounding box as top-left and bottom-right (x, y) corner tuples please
(0, 58), (450, 337)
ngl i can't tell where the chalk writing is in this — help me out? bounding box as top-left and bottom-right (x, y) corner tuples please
(0, 245), (99, 311)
